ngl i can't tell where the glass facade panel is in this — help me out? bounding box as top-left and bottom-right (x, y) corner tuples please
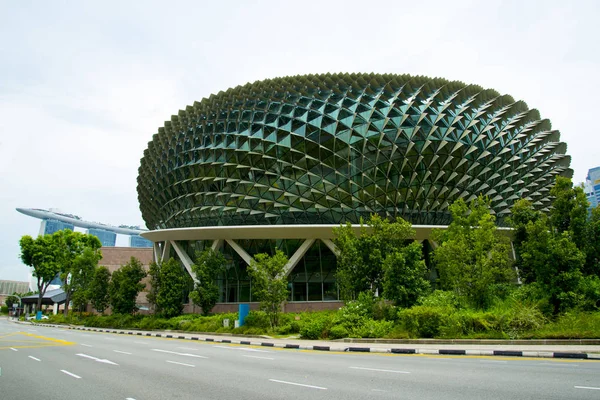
(87, 229), (116, 247)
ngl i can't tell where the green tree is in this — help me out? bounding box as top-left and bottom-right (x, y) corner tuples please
(520, 219), (586, 314)
(59, 231), (102, 315)
(89, 266), (111, 313)
(70, 247), (103, 312)
(154, 258), (189, 318)
(382, 241), (430, 307)
(248, 250), (289, 328)
(4, 295), (19, 309)
(109, 257), (147, 314)
(584, 207), (600, 276)
(333, 214), (416, 300)
(433, 196), (515, 309)
(146, 261), (161, 313)
(190, 249), (226, 316)
(549, 176), (588, 248)
(19, 233), (63, 310)
(508, 199), (543, 283)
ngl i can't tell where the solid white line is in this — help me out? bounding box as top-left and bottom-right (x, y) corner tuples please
(28, 356), (41, 362)
(575, 386), (600, 390)
(166, 360), (195, 367)
(215, 345), (271, 353)
(242, 355), (274, 360)
(269, 379), (327, 390)
(80, 344), (93, 347)
(151, 349), (208, 358)
(61, 370), (82, 379)
(126, 398), (136, 400)
(113, 350), (132, 355)
(134, 341), (149, 345)
(350, 366), (410, 374)
(10, 348), (17, 352)
(176, 347), (198, 351)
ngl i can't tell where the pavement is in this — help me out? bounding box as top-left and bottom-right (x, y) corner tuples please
(24, 320), (600, 360)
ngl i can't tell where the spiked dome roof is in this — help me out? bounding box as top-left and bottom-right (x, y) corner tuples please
(137, 73), (572, 230)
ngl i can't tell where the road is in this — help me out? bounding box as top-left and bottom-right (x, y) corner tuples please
(1, 318), (599, 400)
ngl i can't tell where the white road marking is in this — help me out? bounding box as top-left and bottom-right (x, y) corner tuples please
(80, 344), (93, 347)
(134, 341), (149, 345)
(151, 349), (208, 358)
(166, 360), (195, 367)
(61, 370), (82, 379)
(350, 366), (410, 374)
(113, 350), (132, 355)
(28, 356), (41, 362)
(126, 398), (136, 400)
(242, 355), (274, 360)
(215, 345), (271, 353)
(10, 348), (18, 351)
(575, 386), (600, 390)
(76, 353), (119, 365)
(269, 379), (327, 390)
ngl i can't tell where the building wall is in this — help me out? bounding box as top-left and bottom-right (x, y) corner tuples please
(99, 247), (154, 308)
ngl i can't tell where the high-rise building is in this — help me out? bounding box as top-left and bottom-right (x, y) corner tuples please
(585, 167), (600, 210)
(130, 235), (153, 248)
(87, 228), (117, 247)
(39, 219), (74, 236)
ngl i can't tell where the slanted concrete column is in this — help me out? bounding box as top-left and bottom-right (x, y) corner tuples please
(282, 239), (315, 277)
(169, 240), (195, 280)
(321, 239), (339, 256)
(225, 239), (253, 265)
(53, 303), (58, 315)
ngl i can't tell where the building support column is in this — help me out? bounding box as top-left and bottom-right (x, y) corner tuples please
(321, 239), (339, 256)
(170, 240), (195, 280)
(282, 239), (315, 277)
(161, 241), (172, 263)
(153, 242), (162, 263)
(211, 239), (224, 251)
(225, 239), (253, 265)
(53, 303), (58, 315)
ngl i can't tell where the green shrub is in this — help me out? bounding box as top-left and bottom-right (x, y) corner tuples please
(353, 320), (393, 338)
(243, 311), (270, 329)
(417, 290), (460, 309)
(329, 324), (348, 339)
(0, 306), (8, 314)
(398, 306), (447, 338)
(300, 317), (331, 339)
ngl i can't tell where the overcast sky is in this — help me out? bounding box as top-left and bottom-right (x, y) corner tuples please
(1, 0), (598, 282)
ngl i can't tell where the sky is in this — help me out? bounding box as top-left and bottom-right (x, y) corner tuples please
(1, 0), (599, 282)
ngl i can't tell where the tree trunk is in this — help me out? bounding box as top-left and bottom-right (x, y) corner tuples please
(63, 290), (71, 316)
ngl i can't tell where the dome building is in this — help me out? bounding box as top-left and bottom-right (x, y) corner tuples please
(138, 73), (572, 307)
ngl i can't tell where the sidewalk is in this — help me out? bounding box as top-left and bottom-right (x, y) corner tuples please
(23, 320), (600, 360)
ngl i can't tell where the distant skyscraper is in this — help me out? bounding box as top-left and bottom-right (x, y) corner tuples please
(87, 228), (117, 246)
(585, 167), (600, 211)
(130, 235), (153, 248)
(39, 219), (74, 236)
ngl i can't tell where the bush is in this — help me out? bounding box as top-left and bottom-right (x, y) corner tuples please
(243, 311), (271, 329)
(417, 290), (460, 309)
(353, 320), (393, 338)
(398, 306), (447, 338)
(300, 316), (332, 339)
(328, 325), (348, 339)
(0, 306), (8, 314)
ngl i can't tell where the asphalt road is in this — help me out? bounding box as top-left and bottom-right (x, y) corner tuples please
(1, 318), (599, 400)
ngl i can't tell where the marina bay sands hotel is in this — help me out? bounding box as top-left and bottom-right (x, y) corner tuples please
(16, 208), (152, 248)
